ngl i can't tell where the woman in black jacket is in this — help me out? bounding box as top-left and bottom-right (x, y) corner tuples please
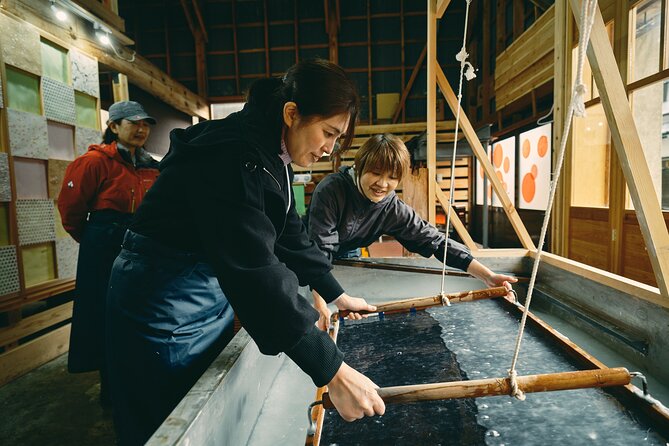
(106, 60), (385, 445)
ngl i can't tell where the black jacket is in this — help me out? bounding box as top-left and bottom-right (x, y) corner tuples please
(130, 103), (344, 386)
(309, 166), (474, 270)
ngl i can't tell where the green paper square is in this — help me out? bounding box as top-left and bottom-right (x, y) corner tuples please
(292, 184), (306, 216)
(22, 242), (56, 288)
(0, 204), (9, 246)
(75, 91), (98, 129)
(6, 67), (41, 115)
(41, 39), (70, 84)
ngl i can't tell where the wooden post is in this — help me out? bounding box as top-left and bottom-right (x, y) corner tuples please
(112, 72), (129, 102)
(392, 45), (426, 124)
(435, 185), (478, 251)
(322, 367), (631, 408)
(569, 0), (669, 298)
(427, 0), (437, 225)
(325, 0), (339, 64)
(335, 286), (509, 318)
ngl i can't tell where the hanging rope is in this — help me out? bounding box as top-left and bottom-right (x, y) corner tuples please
(506, 0), (599, 400)
(440, 0), (475, 300)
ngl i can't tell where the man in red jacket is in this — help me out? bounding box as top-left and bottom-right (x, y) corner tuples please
(58, 101), (159, 407)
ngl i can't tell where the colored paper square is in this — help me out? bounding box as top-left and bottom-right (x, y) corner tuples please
(7, 109), (49, 159)
(16, 199), (56, 246)
(47, 121), (75, 160)
(14, 157), (48, 199)
(54, 204), (70, 240)
(519, 124), (552, 210)
(41, 39), (70, 85)
(70, 50), (100, 97)
(0, 14), (42, 76)
(6, 67), (41, 115)
(75, 126), (101, 156)
(0, 204), (9, 246)
(48, 159), (70, 200)
(21, 243), (56, 288)
(42, 78), (76, 125)
(0, 153), (11, 202)
(75, 91), (99, 129)
(0, 246), (21, 296)
(56, 237), (78, 279)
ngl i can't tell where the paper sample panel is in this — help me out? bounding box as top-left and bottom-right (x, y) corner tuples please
(17, 199), (56, 246)
(491, 136), (516, 207)
(475, 145), (492, 206)
(42, 78), (76, 125)
(519, 124), (552, 210)
(56, 237), (78, 279)
(75, 92), (99, 129)
(41, 39), (70, 85)
(22, 243), (56, 288)
(0, 14), (42, 76)
(48, 159), (71, 200)
(7, 109), (49, 159)
(0, 154), (11, 202)
(47, 121), (76, 160)
(70, 50), (100, 98)
(0, 246), (21, 296)
(6, 67), (41, 115)
(0, 204), (10, 246)
(14, 158), (48, 199)
(75, 126), (100, 156)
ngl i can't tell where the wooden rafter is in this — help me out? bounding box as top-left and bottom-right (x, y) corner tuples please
(568, 0), (669, 297)
(180, 0), (208, 96)
(436, 0), (451, 19)
(427, 0), (438, 225)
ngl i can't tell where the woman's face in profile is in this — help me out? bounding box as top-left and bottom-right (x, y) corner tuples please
(283, 107), (349, 168)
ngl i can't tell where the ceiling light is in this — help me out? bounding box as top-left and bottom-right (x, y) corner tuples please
(50, 0), (68, 22)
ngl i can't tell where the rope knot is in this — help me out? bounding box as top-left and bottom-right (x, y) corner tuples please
(508, 369), (526, 401)
(440, 293), (451, 307)
(573, 83), (588, 117)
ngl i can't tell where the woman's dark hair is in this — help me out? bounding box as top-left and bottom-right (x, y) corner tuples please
(246, 59), (359, 152)
(102, 120), (122, 144)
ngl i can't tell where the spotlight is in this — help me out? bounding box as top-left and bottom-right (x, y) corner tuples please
(50, 0), (68, 22)
(94, 22), (111, 46)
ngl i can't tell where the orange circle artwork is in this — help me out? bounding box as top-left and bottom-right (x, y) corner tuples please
(538, 135), (548, 158)
(522, 173), (536, 203)
(531, 164), (538, 179)
(493, 144), (503, 168)
(522, 139), (531, 158)
(503, 157), (510, 173)
(495, 170), (503, 181)
(480, 165), (485, 178)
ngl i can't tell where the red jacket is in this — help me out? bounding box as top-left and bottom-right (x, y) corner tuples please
(58, 142), (159, 241)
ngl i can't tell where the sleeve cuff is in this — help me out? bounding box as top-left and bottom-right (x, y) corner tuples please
(285, 324), (344, 387)
(310, 271), (345, 303)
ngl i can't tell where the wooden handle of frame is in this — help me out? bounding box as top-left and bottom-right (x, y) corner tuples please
(321, 367), (631, 409)
(336, 286), (509, 319)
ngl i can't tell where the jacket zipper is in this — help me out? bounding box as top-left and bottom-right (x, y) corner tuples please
(263, 167), (282, 191)
(131, 188), (136, 212)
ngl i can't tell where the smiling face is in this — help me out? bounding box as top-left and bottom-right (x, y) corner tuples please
(359, 168), (400, 202)
(282, 102), (350, 168)
(110, 119), (151, 150)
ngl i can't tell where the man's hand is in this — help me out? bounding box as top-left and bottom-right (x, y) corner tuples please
(333, 293), (376, 320)
(312, 291), (332, 331)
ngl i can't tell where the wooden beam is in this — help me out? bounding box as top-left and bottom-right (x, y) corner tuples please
(0, 324), (71, 387)
(435, 64), (536, 250)
(427, 0), (437, 225)
(436, 0), (452, 19)
(73, 0), (126, 33)
(392, 44), (427, 124)
(569, 0), (669, 298)
(191, 0), (208, 42)
(435, 186), (478, 251)
(325, 0), (339, 63)
(180, 0), (208, 97)
(4, 0), (209, 119)
(0, 302), (73, 347)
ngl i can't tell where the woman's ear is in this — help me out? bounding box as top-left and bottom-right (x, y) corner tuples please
(108, 121), (120, 135)
(282, 101), (298, 128)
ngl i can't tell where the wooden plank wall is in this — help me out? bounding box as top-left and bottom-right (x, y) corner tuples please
(494, 5), (555, 110)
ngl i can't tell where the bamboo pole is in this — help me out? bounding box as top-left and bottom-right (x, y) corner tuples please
(322, 367), (631, 408)
(335, 286), (508, 319)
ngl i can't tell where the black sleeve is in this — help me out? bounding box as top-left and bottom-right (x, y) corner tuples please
(187, 150), (342, 386)
(275, 197), (344, 302)
(307, 176), (342, 262)
(385, 199), (473, 271)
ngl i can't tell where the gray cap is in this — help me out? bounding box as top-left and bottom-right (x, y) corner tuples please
(107, 101), (156, 124)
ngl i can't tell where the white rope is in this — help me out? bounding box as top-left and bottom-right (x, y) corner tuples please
(440, 0), (474, 300)
(506, 0), (598, 399)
